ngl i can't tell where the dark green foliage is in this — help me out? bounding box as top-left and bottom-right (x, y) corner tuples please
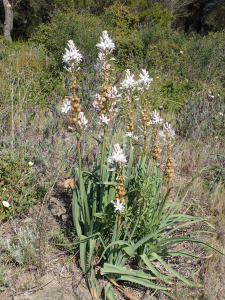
(32, 11), (105, 69)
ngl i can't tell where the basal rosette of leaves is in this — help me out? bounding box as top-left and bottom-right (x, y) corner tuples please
(60, 32), (224, 300)
(176, 92), (225, 139)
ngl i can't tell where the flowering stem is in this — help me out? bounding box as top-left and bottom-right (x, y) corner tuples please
(141, 134), (147, 163)
(77, 138), (84, 213)
(116, 214), (122, 240)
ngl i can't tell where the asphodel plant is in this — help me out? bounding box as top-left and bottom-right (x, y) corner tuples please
(61, 32), (224, 300)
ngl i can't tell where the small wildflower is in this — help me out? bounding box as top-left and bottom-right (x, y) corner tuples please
(111, 199), (125, 213)
(78, 112), (88, 131)
(126, 132), (133, 138)
(137, 69), (153, 91)
(2, 201), (10, 208)
(99, 114), (110, 125)
(61, 98), (71, 114)
(28, 161), (34, 166)
(108, 144), (127, 169)
(120, 69), (136, 91)
(151, 110), (163, 124)
(133, 135), (139, 142)
(159, 123), (175, 145)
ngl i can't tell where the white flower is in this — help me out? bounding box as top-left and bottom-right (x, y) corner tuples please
(28, 161), (34, 166)
(159, 123), (175, 144)
(151, 110), (163, 124)
(180, 51), (183, 54)
(133, 135), (139, 142)
(78, 112), (88, 131)
(98, 131), (104, 140)
(96, 31), (115, 54)
(107, 144), (127, 168)
(138, 69), (153, 90)
(2, 201), (10, 208)
(111, 199), (125, 213)
(108, 86), (122, 99)
(62, 40), (82, 68)
(99, 114), (110, 125)
(163, 123), (175, 138)
(61, 98), (72, 114)
(219, 112), (223, 116)
(120, 69), (136, 91)
(126, 132), (133, 138)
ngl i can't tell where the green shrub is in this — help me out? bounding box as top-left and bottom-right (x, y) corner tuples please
(0, 37), (64, 109)
(31, 10), (104, 69)
(184, 31), (225, 85)
(102, 3), (139, 32)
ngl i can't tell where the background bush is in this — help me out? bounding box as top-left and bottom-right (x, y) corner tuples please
(32, 10), (105, 70)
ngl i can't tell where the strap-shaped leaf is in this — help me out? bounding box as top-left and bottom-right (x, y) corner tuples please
(150, 252), (201, 287)
(117, 275), (169, 290)
(101, 263), (155, 280)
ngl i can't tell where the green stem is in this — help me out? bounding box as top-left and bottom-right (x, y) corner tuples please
(77, 138), (84, 215)
(116, 214), (122, 240)
(141, 134), (147, 164)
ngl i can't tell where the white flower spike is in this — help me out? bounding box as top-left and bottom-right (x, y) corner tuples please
(62, 40), (82, 70)
(96, 31), (115, 54)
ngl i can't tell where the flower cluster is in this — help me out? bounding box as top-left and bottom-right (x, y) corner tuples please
(78, 112), (88, 133)
(96, 31), (115, 55)
(120, 69), (136, 93)
(95, 31), (115, 73)
(63, 40), (83, 72)
(159, 123), (175, 146)
(108, 144), (127, 169)
(137, 69), (153, 93)
(147, 110), (163, 125)
(61, 98), (72, 114)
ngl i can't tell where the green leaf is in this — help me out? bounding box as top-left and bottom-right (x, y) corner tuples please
(150, 252), (201, 287)
(140, 254), (174, 283)
(97, 181), (117, 185)
(117, 275), (169, 290)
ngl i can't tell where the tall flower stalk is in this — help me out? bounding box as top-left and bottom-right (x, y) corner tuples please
(59, 32), (223, 300)
(137, 69), (153, 161)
